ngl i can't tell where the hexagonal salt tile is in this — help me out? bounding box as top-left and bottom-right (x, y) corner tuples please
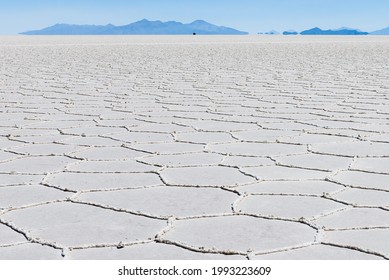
(0, 150), (21, 162)
(0, 156), (79, 174)
(60, 126), (126, 136)
(352, 158), (389, 174)
(162, 216), (315, 253)
(278, 133), (351, 144)
(24, 120), (96, 129)
(69, 242), (245, 260)
(139, 153), (223, 167)
(131, 142), (204, 154)
(232, 129), (299, 142)
(44, 172), (162, 191)
(70, 147), (148, 160)
(0, 243), (64, 260)
(253, 244), (381, 260)
(315, 208), (389, 230)
(323, 229), (389, 257)
(208, 142), (307, 157)
(237, 195), (344, 219)
(311, 141), (389, 157)
(0, 174), (44, 187)
(222, 156), (274, 167)
(331, 188), (389, 207)
(188, 120), (259, 132)
(236, 181), (344, 196)
(66, 160), (157, 173)
(7, 143), (85, 156)
(0, 139), (27, 149)
(0, 185), (70, 209)
(241, 166), (329, 180)
(176, 131), (235, 144)
(10, 134), (71, 144)
(77, 186), (237, 218)
(366, 133), (389, 143)
(261, 121), (316, 131)
(0, 223), (27, 245)
(275, 154), (352, 171)
(160, 166), (255, 187)
(1, 202), (166, 247)
(331, 171), (389, 191)
(130, 123), (195, 133)
(57, 136), (121, 147)
(109, 132), (174, 144)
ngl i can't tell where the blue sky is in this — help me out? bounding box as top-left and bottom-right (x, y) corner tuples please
(1, 0), (389, 34)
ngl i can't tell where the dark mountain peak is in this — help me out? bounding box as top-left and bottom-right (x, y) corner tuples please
(190, 20), (209, 24)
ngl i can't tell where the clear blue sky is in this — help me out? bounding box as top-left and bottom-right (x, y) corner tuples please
(1, 0), (389, 34)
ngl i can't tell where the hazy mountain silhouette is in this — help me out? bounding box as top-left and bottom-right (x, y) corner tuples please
(370, 26), (389, 35)
(20, 19), (248, 35)
(283, 30), (298, 35)
(300, 27), (368, 35)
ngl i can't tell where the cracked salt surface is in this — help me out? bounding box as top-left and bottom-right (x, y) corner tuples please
(1, 35), (389, 259)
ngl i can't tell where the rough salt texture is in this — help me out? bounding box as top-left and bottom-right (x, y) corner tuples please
(1, 35), (389, 260)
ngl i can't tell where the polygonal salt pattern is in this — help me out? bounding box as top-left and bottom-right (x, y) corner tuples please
(1, 202), (167, 247)
(162, 216), (316, 253)
(2, 36), (389, 260)
(76, 186), (237, 218)
(236, 195), (345, 219)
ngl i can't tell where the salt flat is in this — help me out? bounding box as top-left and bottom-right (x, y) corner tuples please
(0, 35), (389, 260)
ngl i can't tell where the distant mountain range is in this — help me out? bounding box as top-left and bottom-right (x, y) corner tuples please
(283, 30), (298, 35)
(20, 20), (389, 36)
(300, 27), (368, 35)
(370, 26), (389, 35)
(20, 19), (248, 35)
